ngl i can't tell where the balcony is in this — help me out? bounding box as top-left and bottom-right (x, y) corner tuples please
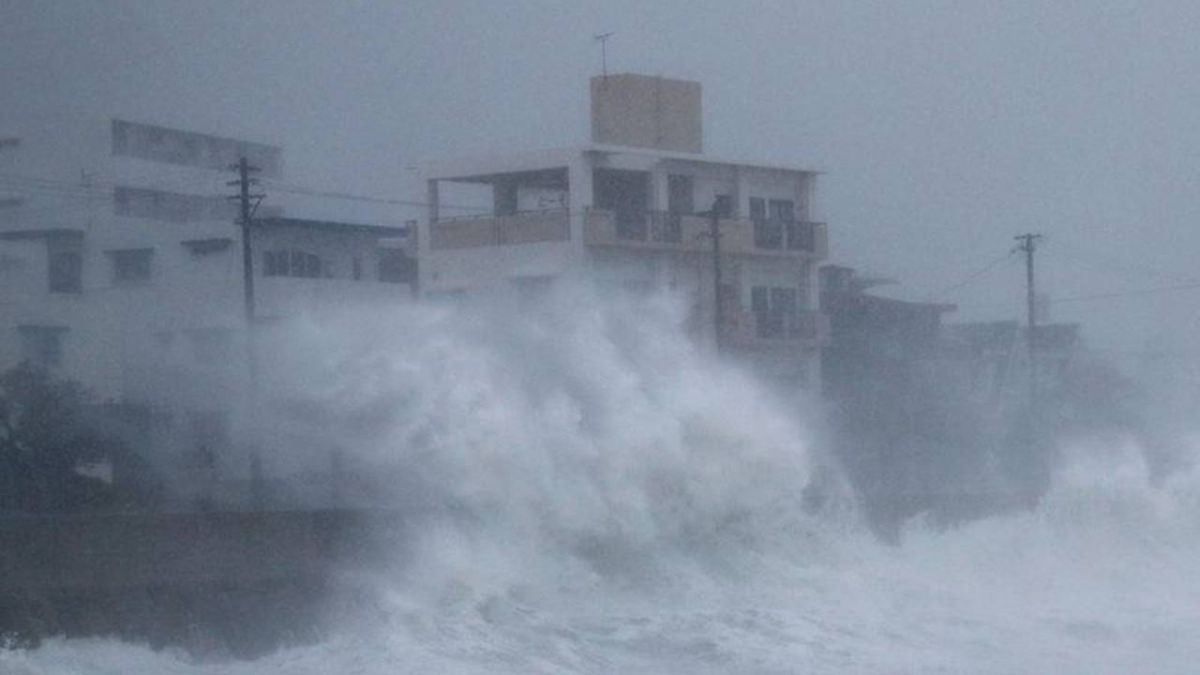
(585, 209), (827, 259)
(720, 307), (831, 350)
(430, 209), (569, 250)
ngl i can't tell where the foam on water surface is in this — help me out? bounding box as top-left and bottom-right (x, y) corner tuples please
(5, 290), (1198, 674)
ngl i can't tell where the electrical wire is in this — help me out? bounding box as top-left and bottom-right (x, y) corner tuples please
(925, 251), (1016, 302)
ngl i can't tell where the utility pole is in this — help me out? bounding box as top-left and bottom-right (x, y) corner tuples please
(229, 158), (262, 327)
(228, 157), (265, 508)
(1014, 233), (1042, 411)
(704, 199), (724, 353)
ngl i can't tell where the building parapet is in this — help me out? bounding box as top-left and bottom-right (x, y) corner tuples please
(584, 209), (827, 259)
(429, 209), (569, 250)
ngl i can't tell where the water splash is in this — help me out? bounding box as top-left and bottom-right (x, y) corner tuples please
(5, 287), (1199, 673)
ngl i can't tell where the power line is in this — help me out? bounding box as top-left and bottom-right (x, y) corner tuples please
(926, 251), (1015, 301)
(1050, 281), (1200, 305)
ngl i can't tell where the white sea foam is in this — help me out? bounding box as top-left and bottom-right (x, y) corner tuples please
(5, 287), (1198, 674)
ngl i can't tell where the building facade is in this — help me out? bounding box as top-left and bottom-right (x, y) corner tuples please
(0, 116), (415, 504)
(418, 74), (829, 388)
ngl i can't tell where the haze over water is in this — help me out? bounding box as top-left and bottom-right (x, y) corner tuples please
(4, 290), (1197, 674)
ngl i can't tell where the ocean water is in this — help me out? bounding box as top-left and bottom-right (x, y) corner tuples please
(4, 290), (1198, 674)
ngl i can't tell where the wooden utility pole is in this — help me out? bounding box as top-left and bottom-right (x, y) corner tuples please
(1014, 233), (1042, 410)
(707, 199), (724, 353)
(230, 158), (261, 327)
(228, 157), (265, 508)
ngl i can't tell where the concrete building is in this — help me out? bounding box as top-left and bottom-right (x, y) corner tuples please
(0, 116), (415, 503)
(418, 74), (829, 387)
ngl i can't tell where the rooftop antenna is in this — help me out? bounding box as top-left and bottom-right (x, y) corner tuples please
(594, 32), (614, 79)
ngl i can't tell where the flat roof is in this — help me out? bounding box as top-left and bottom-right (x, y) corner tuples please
(423, 144), (821, 182)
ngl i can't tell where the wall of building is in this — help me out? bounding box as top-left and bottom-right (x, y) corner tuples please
(590, 74), (703, 153)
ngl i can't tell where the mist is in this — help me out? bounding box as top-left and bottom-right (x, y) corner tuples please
(3, 1), (1200, 672)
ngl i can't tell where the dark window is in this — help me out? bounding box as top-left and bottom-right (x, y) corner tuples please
(378, 250), (416, 284)
(48, 249), (82, 293)
(264, 249), (325, 279)
(109, 248), (153, 284)
(18, 326), (67, 367)
(769, 199), (795, 223)
(114, 186), (233, 222)
(749, 197), (767, 222)
(751, 286), (799, 339)
(667, 174), (694, 214)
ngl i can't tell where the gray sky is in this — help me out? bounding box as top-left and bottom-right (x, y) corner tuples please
(4, 0), (1199, 364)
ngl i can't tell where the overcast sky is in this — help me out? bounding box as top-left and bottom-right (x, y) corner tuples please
(4, 0), (1199, 366)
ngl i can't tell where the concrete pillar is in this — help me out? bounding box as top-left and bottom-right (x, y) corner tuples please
(421, 179), (439, 293)
(427, 179), (440, 224)
(732, 167), (748, 218)
(648, 165), (669, 213)
(568, 155), (593, 256)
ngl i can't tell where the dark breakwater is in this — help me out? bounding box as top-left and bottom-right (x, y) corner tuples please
(0, 509), (407, 656)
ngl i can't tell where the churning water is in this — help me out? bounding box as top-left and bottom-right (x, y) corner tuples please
(4, 289), (1199, 674)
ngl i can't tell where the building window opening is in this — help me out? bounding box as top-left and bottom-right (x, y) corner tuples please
(47, 247), (82, 294)
(378, 249), (416, 284)
(263, 249), (324, 279)
(109, 248), (153, 285)
(751, 286), (799, 339)
(18, 325), (67, 367)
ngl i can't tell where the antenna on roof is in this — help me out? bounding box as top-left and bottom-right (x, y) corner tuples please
(594, 32), (615, 80)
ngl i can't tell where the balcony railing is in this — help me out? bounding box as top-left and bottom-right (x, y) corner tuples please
(586, 209), (827, 258)
(752, 219), (821, 253)
(430, 209), (569, 250)
(721, 307), (830, 349)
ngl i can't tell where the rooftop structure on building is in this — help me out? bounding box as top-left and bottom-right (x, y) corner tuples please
(418, 74), (830, 388)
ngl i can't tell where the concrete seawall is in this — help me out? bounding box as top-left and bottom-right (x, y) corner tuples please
(0, 509), (408, 655)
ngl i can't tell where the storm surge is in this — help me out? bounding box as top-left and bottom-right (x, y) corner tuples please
(4, 288), (1199, 674)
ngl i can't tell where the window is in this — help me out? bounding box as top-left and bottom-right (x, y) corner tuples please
(263, 249), (325, 278)
(750, 198), (795, 250)
(352, 257), (363, 281)
(751, 286), (799, 339)
(109, 248), (153, 284)
(749, 197), (767, 222)
(114, 186), (234, 223)
(48, 248), (82, 294)
(378, 250), (416, 284)
(110, 120), (283, 176)
(18, 325), (67, 367)
(769, 199), (795, 223)
(667, 174), (694, 214)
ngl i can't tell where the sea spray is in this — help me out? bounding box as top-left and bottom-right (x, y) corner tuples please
(4, 287), (1199, 674)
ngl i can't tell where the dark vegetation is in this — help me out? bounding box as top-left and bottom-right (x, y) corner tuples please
(0, 362), (157, 514)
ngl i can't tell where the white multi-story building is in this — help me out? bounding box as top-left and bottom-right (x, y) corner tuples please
(0, 116), (415, 499)
(419, 74), (829, 388)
